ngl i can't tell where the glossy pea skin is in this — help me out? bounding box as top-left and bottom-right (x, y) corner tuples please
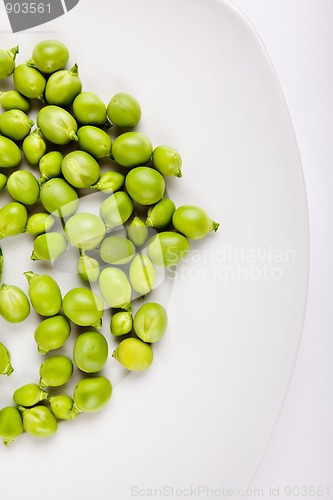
(65, 212), (106, 250)
(72, 92), (107, 126)
(0, 202), (27, 238)
(0, 284), (30, 323)
(40, 178), (79, 218)
(25, 212), (56, 236)
(127, 216), (149, 247)
(152, 145), (182, 177)
(99, 191), (134, 230)
(147, 231), (190, 267)
(13, 383), (48, 407)
(0, 110), (34, 141)
(0, 406), (23, 447)
(125, 166), (165, 205)
(34, 315), (71, 354)
(0, 342), (14, 375)
(0, 136), (22, 168)
(73, 331), (108, 373)
(133, 302), (167, 343)
(49, 395), (76, 420)
(98, 267), (132, 310)
(129, 254), (156, 297)
(61, 150), (100, 189)
(72, 376), (112, 413)
(77, 126), (112, 159)
(110, 311), (133, 337)
(7, 170), (40, 205)
(100, 236), (136, 265)
(37, 105), (78, 144)
(29, 40), (69, 74)
(45, 64), (82, 106)
(31, 231), (68, 261)
(22, 128), (47, 166)
(39, 355), (73, 388)
(146, 198), (176, 230)
(172, 205), (219, 240)
(90, 170), (124, 193)
(62, 287), (104, 328)
(112, 337), (153, 371)
(0, 173), (7, 192)
(39, 151), (63, 182)
(13, 63), (46, 100)
(77, 253), (100, 283)
(24, 271), (62, 317)
(107, 92), (141, 128)
(0, 90), (31, 112)
(112, 132), (152, 168)
(21, 405), (58, 438)
(0, 46), (18, 79)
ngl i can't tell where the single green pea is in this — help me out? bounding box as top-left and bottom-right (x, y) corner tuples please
(125, 166), (165, 205)
(72, 91), (107, 126)
(13, 383), (48, 407)
(127, 216), (149, 247)
(172, 205), (219, 240)
(77, 126), (112, 159)
(49, 395), (76, 420)
(34, 315), (71, 354)
(133, 302), (167, 343)
(0, 202), (27, 239)
(24, 271), (62, 317)
(90, 171), (124, 193)
(61, 150), (100, 189)
(99, 191), (134, 230)
(31, 231), (68, 261)
(0, 406), (23, 446)
(13, 63), (46, 100)
(40, 177), (79, 218)
(146, 198), (176, 229)
(64, 212), (106, 251)
(110, 311), (133, 337)
(0, 45), (19, 79)
(62, 287), (104, 328)
(6, 170), (40, 205)
(0, 90), (30, 112)
(99, 236), (136, 265)
(20, 405), (58, 438)
(0, 284), (30, 323)
(37, 105), (78, 144)
(22, 128), (47, 166)
(107, 92), (141, 128)
(98, 267), (132, 311)
(25, 212), (56, 236)
(39, 355), (73, 388)
(39, 151), (63, 183)
(0, 136), (22, 168)
(152, 145), (182, 177)
(112, 132), (152, 168)
(76, 253), (100, 283)
(29, 40), (69, 74)
(129, 254), (156, 297)
(0, 109), (34, 141)
(0, 342), (14, 375)
(147, 231), (190, 267)
(72, 376), (112, 414)
(0, 173), (7, 192)
(112, 337), (153, 371)
(45, 64), (82, 106)
(73, 331), (108, 373)
(0, 247), (3, 283)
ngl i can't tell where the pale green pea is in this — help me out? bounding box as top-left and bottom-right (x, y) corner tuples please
(49, 395), (76, 420)
(147, 231), (190, 267)
(77, 126), (112, 159)
(31, 231), (68, 261)
(34, 315), (71, 354)
(40, 178), (79, 218)
(29, 40), (69, 74)
(0, 342), (14, 375)
(45, 64), (82, 106)
(172, 205), (219, 240)
(20, 405), (58, 438)
(25, 212), (56, 236)
(62, 287), (104, 328)
(22, 128), (47, 166)
(72, 91), (107, 126)
(98, 267), (132, 311)
(65, 212), (106, 250)
(107, 92), (141, 128)
(0, 46), (19, 79)
(39, 355), (73, 388)
(99, 236), (136, 265)
(13, 63), (46, 100)
(0, 90), (30, 112)
(39, 151), (63, 183)
(0, 109), (34, 141)
(72, 376), (112, 414)
(90, 171), (124, 193)
(13, 383), (48, 407)
(125, 166), (165, 205)
(73, 331), (108, 373)
(6, 170), (40, 205)
(110, 311), (133, 337)
(112, 337), (153, 371)
(61, 150), (100, 189)
(146, 198), (176, 229)
(152, 145), (182, 177)
(99, 191), (134, 230)
(133, 302), (167, 343)
(37, 105), (78, 144)
(127, 216), (149, 247)
(0, 284), (30, 323)
(0, 136), (22, 168)
(112, 131), (152, 168)
(0, 202), (27, 239)
(0, 173), (7, 192)
(129, 254), (156, 297)
(0, 406), (23, 446)
(76, 253), (100, 283)
(24, 271), (62, 317)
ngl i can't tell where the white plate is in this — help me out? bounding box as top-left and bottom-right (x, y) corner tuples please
(0, 0), (309, 498)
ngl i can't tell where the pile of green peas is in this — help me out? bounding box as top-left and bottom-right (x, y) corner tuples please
(0, 39), (219, 446)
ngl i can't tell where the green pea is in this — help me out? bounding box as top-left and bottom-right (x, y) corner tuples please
(29, 40), (69, 74)
(20, 405), (58, 438)
(61, 150), (100, 189)
(0, 284), (30, 323)
(0, 406), (23, 446)
(147, 231), (190, 267)
(0, 109), (34, 141)
(40, 177), (79, 218)
(99, 191), (134, 230)
(90, 171), (124, 193)
(99, 236), (136, 265)
(13, 383), (48, 407)
(73, 331), (108, 373)
(172, 205), (219, 239)
(72, 376), (112, 414)
(125, 166), (165, 205)
(62, 287), (104, 328)
(31, 231), (68, 261)
(34, 315), (71, 354)
(72, 91), (107, 126)
(22, 128), (47, 166)
(0, 136), (22, 168)
(146, 198), (176, 229)
(0, 202), (27, 238)
(49, 395), (76, 420)
(45, 64), (82, 106)
(39, 151), (63, 183)
(107, 92), (141, 128)
(39, 355), (73, 388)
(76, 253), (100, 283)
(6, 170), (40, 205)
(37, 105), (78, 144)
(127, 216), (149, 247)
(98, 267), (132, 310)
(0, 45), (19, 79)
(133, 302), (167, 343)
(110, 311), (133, 337)
(65, 212), (106, 250)
(13, 63), (46, 100)
(112, 337), (153, 371)
(77, 126), (112, 159)
(25, 212), (56, 236)
(112, 131), (152, 168)
(0, 90), (31, 112)
(0, 173), (7, 192)
(24, 271), (62, 317)
(0, 342), (14, 375)
(129, 254), (156, 297)
(152, 145), (182, 177)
